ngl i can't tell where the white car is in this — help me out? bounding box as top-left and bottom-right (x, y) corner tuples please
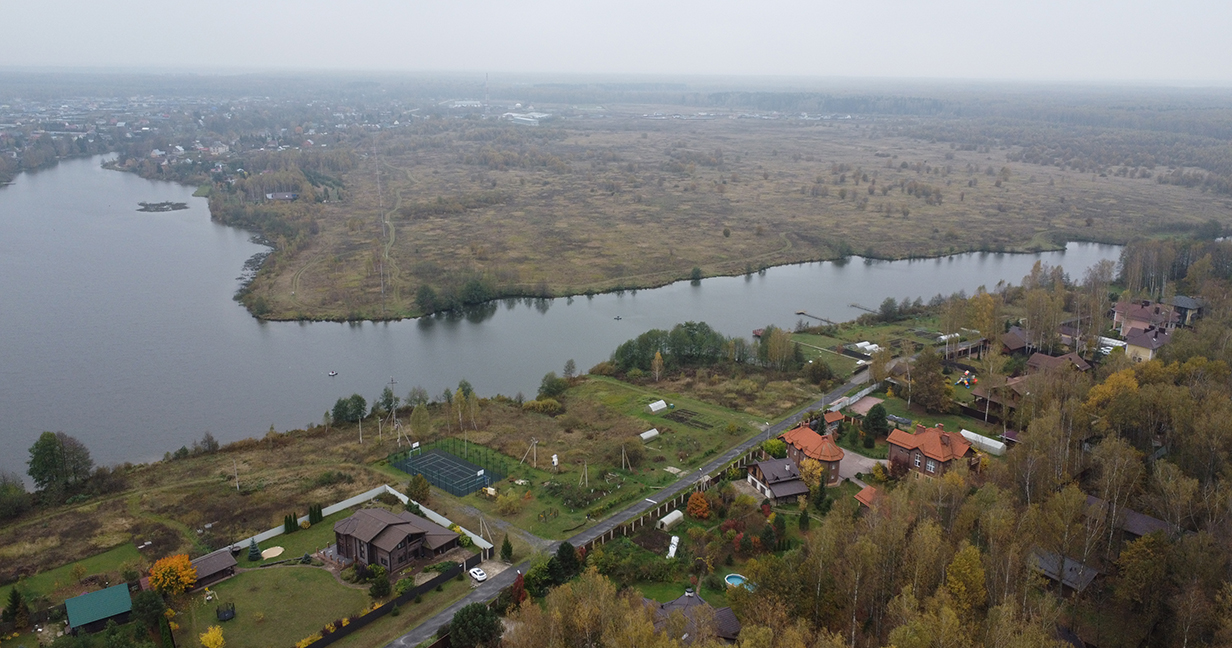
(469, 567), (487, 582)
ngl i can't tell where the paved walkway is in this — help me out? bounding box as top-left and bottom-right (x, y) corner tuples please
(383, 370), (870, 647)
(838, 450), (885, 483)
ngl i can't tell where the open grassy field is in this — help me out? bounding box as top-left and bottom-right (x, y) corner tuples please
(0, 543), (139, 606)
(174, 566), (370, 648)
(0, 373), (774, 595)
(245, 115), (1231, 320)
(406, 376), (770, 539)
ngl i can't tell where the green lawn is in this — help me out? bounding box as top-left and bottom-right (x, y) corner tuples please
(240, 509), (355, 567)
(873, 395), (999, 437)
(835, 429), (889, 460)
(636, 570), (737, 610)
(0, 543), (141, 604)
(175, 566), (369, 648)
(830, 479), (864, 503)
(193, 185), (211, 197)
(790, 333), (847, 350)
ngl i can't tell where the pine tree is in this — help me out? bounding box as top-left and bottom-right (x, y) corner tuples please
(248, 538), (261, 562)
(798, 511), (810, 531)
(3, 588), (24, 625)
(500, 534), (514, 563)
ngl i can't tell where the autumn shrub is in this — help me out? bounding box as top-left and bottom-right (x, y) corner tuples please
(687, 491), (711, 519)
(522, 399), (563, 415)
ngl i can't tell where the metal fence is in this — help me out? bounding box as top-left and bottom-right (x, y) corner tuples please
(389, 439), (510, 497)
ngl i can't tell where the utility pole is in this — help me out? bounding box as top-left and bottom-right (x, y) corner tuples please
(233, 459), (240, 492)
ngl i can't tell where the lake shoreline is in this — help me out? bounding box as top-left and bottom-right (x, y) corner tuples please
(251, 238), (1120, 324)
(100, 157), (1130, 324)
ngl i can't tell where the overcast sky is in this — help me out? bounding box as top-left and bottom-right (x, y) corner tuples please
(4, 0), (1230, 84)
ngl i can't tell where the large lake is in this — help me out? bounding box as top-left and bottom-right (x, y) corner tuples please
(0, 156), (1122, 475)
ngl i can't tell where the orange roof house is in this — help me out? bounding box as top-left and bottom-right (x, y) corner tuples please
(779, 424), (843, 486)
(822, 411), (845, 433)
(887, 423), (973, 477)
(854, 485), (881, 508)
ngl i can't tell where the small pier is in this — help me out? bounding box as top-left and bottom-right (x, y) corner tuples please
(795, 310), (839, 326)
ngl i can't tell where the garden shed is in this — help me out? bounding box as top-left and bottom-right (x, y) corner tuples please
(648, 400), (667, 414)
(65, 584), (132, 635)
(656, 509), (684, 531)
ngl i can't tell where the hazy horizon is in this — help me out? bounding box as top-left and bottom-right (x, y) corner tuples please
(5, 0), (1231, 85)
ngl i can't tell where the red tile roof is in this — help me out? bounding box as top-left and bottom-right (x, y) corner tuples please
(823, 411), (844, 424)
(887, 424), (972, 463)
(780, 424), (845, 462)
(855, 485), (881, 508)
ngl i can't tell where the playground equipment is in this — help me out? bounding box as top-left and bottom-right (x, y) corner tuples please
(955, 370), (978, 389)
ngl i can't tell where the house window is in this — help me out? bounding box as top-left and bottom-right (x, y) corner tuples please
(926, 459), (936, 473)
(381, 557), (388, 566)
(914, 453), (921, 468)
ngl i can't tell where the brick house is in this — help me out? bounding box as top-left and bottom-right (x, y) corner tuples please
(779, 423), (843, 486)
(887, 423), (973, 477)
(334, 508), (459, 572)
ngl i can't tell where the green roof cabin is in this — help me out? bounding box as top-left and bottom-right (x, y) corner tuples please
(65, 584), (132, 634)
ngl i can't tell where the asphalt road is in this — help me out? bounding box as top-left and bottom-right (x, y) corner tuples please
(384, 370), (869, 647)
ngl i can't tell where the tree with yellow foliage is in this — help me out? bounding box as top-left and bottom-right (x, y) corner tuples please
(944, 543), (986, 619)
(149, 554), (197, 596)
(798, 459), (825, 490)
(199, 624), (225, 648)
(651, 351), (664, 382)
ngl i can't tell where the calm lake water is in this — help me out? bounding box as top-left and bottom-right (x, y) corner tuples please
(0, 156), (1122, 475)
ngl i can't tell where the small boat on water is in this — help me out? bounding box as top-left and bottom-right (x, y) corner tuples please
(328, 371), (338, 377)
(614, 316), (622, 320)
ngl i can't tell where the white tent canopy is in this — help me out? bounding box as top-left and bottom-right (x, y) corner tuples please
(648, 400), (667, 413)
(961, 429), (1006, 456)
(640, 428), (660, 442)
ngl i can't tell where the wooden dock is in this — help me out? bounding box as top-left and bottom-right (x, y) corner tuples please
(795, 310), (839, 326)
(849, 303), (877, 314)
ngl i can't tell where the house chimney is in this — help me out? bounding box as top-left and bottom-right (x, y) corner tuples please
(936, 423), (944, 430)
(915, 424), (926, 434)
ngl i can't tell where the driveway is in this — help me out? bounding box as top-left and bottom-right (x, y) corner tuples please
(838, 450), (885, 487)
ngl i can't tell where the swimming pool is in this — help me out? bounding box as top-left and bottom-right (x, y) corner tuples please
(725, 573), (750, 589)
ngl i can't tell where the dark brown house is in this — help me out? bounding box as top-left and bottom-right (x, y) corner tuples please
(747, 460), (810, 504)
(887, 424), (974, 477)
(191, 548), (237, 588)
(334, 508), (459, 572)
